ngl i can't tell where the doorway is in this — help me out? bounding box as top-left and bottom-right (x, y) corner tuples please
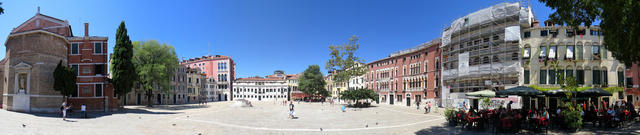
(137, 94), (141, 105)
(157, 94), (161, 104)
(389, 95), (394, 105)
(406, 96), (411, 106)
(173, 95), (177, 104)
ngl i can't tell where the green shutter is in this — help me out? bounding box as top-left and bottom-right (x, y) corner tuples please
(577, 46), (583, 60)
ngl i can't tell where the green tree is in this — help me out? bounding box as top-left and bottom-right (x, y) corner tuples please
(299, 65), (329, 100)
(132, 40), (179, 107)
(111, 21), (137, 105)
(339, 88), (377, 107)
(539, 0), (640, 65)
(53, 60), (77, 100)
(0, 2), (4, 15)
(325, 35), (368, 90)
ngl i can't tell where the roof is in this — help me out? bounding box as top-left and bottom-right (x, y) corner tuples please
(181, 55), (232, 63)
(367, 38), (441, 65)
(11, 13), (70, 35)
(286, 74), (300, 80)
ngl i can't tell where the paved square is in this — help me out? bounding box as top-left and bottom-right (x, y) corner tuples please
(0, 101), (447, 135)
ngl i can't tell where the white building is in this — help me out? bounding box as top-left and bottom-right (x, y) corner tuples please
(232, 77), (289, 101)
(204, 77), (219, 102)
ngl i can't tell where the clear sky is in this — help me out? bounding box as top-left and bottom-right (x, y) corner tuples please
(0, 0), (554, 78)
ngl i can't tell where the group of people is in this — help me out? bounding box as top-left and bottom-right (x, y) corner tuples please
(60, 101), (88, 121)
(451, 99), (639, 133)
(416, 100), (434, 114)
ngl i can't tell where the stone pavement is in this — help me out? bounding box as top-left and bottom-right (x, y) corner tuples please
(2, 101), (636, 135)
(0, 101), (446, 135)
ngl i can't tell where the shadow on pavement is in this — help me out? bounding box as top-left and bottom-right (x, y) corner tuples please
(414, 123), (490, 135)
(24, 107), (180, 119)
(135, 104), (209, 111)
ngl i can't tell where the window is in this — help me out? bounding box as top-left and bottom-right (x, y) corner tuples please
(576, 46), (583, 60)
(493, 35), (499, 40)
(540, 30), (549, 36)
(511, 53), (518, 60)
(601, 47), (607, 59)
(94, 42), (103, 54)
(549, 70), (556, 84)
(566, 46), (575, 59)
(603, 70), (608, 86)
(577, 70), (585, 85)
(95, 84), (103, 97)
(549, 46), (557, 59)
(82, 67), (91, 74)
(618, 71), (624, 86)
(540, 70), (547, 84)
(524, 70), (530, 84)
(523, 47), (530, 58)
(626, 77), (634, 88)
(71, 65), (79, 76)
(524, 31), (531, 38)
(94, 64), (104, 75)
(71, 43), (79, 54)
(539, 46), (547, 59)
(591, 70), (601, 85)
(566, 69), (573, 78)
(592, 46), (600, 60)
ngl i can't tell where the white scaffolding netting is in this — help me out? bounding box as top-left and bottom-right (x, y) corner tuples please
(441, 2), (530, 47)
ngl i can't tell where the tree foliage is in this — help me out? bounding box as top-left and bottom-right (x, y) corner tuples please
(132, 40), (179, 107)
(53, 60), (77, 100)
(325, 35), (368, 89)
(111, 21), (137, 103)
(299, 65), (329, 99)
(339, 88), (378, 102)
(539, 0), (640, 65)
(0, 2), (4, 15)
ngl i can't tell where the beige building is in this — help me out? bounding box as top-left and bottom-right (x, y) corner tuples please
(186, 68), (206, 103)
(520, 23), (626, 108)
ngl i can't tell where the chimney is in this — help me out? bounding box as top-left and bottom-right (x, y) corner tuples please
(84, 23), (89, 37)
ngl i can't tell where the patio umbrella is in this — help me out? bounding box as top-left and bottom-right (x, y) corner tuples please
(496, 86), (544, 96)
(577, 88), (612, 97)
(465, 90), (496, 97)
(544, 89), (577, 97)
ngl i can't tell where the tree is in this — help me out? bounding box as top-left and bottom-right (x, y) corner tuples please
(53, 60), (77, 100)
(298, 65), (329, 100)
(325, 35), (368, 90)
(339, 88), (377, 107)
(111, 21), (137, 105)
(0, 2), (4, 15)
(538, 0), (640, 65)
(132, 40), (179, 107)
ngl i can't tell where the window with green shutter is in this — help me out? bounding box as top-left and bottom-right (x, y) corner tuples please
(577, 46), (583, 60)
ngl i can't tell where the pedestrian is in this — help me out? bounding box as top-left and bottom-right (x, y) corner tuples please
(81, 104), (87, 118)
(424, 103), (428, 114)
(416, 100), (420, 111)
(428, 101), (432, 113)
(62, 104), (69, 121)
(60, 101), (67, 116)
(342, 105), (346, 112)
(289, 101), (295, 119)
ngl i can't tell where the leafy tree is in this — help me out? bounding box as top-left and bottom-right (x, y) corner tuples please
(53, 60), (77, 100)
(0, 2), (4, 15)
(539, 0), (640, 65)
(339, 88), (377, 107)
(299, 65), (329, 100)
(111, 21), (137, 105)
(132, 40), (179, 107)
(325, 35), (368, 90)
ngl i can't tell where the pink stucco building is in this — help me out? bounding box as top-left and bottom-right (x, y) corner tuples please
(181, 55), (236, 101)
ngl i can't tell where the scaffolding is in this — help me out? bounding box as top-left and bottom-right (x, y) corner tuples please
(440, 2), (533, 93)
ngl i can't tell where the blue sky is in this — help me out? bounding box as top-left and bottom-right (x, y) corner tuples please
(0, 0), (554, 78)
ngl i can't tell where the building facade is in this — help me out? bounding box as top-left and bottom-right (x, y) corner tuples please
(441, 2), (532, 95)
(286, 74), (301, 101)
(66, 23), (117, 111)
(366, 38), (441, 107)
(123, 65), (190, 105)
(520, 24), (626, 108)
(182, 55), (235, 101)
(625, 63), (640, 108)
(232, 77), (289, 101)
(186, 68), (206, 103)
(2, 10), (117, 112)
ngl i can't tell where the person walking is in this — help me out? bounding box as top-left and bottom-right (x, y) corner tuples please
(81, 104), (87, 118)
(60, 101), (67, 116)
(62, 104), (70, 121)
(289, 101), (295, 119)
(416, 100), (420, 111)
(428, 101), (432, 113)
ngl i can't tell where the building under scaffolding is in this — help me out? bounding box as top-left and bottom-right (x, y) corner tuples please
(440, 2), (534, 95)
